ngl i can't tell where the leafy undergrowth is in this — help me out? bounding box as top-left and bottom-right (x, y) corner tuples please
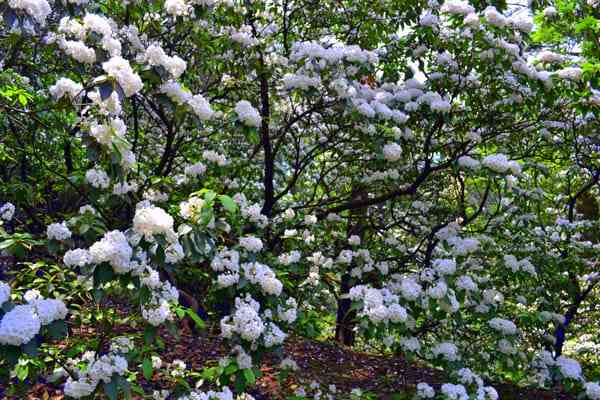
(0, 319), (574, 400)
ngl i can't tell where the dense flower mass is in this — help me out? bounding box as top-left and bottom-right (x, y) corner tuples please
(1, 0), (600, 398)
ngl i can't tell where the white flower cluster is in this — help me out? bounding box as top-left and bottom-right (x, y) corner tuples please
(586, 382), (600, 400)
(282, 73), (321, 91)
(57, 39), (96, 63)
(433, 258), (456, 275)
(0, 305), (41, 345)
(416, 382), (435, 398)
(0, 282), (10, 306)
(63, 248), (93, 267)
(221, 295), (265, 342)
(503, 254), (536, 275)
(229, 26), (259, 47)
(184, 161), (207, 178)
(557, 67), (583, 81)
(179, 196), (205, 221)
(49, 78), (83, 100)
(348, 285), (408, 324)
(234, 100), (262, 128)
(431, 341), (460, 361)
(47, 221), (72, 241)
(7, 0), (51, 25)
(239, 236), (263, 253)
(113, 181), (138, 196)
(102, 56), (143, 97)
(143, 44), (187, 78)
(164, 0), (191, 17)
(0, 287), (67, 346)
(161, 81), (215, 120)
(241, 203), (268, 227)
(241, 262), (283, 296)
(85, 168), (110, 189)
(89, 230), (133, 273)
(178, 386), (243, 400)
(440, 0), (474, 15)
(202, 150), (228, 166)
(278, 250), (301, 266)
(383, 142), (403, 162)
(133, 204), (175, 240)
(89, 118), (127, 148)
(488, 317), (517, 335)
(290, 41), (379, 66)
(532, 351), (584, 384)
(0, 202), (15, 221)
(140, 268), (179, 326)
(482, 153), (521, 174)
(457, 155), (480, 170)
(63, 349), (128, 398)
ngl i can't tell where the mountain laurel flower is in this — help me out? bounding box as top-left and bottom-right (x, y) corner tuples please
(543, 6), (557, 17)
(0, 305), (41, 346)
(348, 235), (361, 246)
(0, 203), (15, 221)
(59, 40), (96, 64)
(383, 142), (403, 162)
(144, 44), (187, 78)
(585, 382), (600, 400)
(85, 168), (110, 189)
(484, 6), (507, 27)
(482, 153), (511, 173)
(89, 230), (133, 273)
(488, 318), (517, 335)
(441, 383), (468, 400)
(556, 356), (582, 380)
(29, 298), (68, 325)
(8, 0), (51, 25)
(239, 236), (263, 252)
(432, 342), (460, 361)
(0, 282), (11, 306)
(47, 222), (72, 241)
(416, 382), (435, 398)
(433, 258), (456, 275)
(419, 10), (439, 27)
(102, 56), (143, 97)
(234, 100), (262, 127)
(63, 248), (93, 267)
(49, 77), (83, 100)
(440, 0), (474, 15)
(164, 0), (191, 16)
(458, 155), (480, 170)
(133, 205), (174, 239)
(556, 67), (583, 81)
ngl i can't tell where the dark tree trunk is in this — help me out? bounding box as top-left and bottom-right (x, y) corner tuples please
(335, 187), (368, 346)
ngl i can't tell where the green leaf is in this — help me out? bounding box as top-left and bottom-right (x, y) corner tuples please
(0, 345), (21, 367)
(103, 377), (119, 400)
(186, 309), (206, 330)
(144, 325), (157, 345)
(224, 363), (238, 375)
(0, 239), (15, 250)
(118, 375), (132, 400)
(46, 320), (68, 340)
(218, 195), (238, 213)
(94, 263), (115, 288)
(15, 363), (28, 381)
(22, 338), (38, 357)
(99, 81), (114, 101)
(243, 368), (255, 385)
(142, 357), (153, 380)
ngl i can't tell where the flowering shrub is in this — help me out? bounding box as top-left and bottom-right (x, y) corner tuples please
(0, 0), (600, 398)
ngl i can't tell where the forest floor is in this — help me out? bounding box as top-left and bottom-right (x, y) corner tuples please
(0, 320), (574, 400)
